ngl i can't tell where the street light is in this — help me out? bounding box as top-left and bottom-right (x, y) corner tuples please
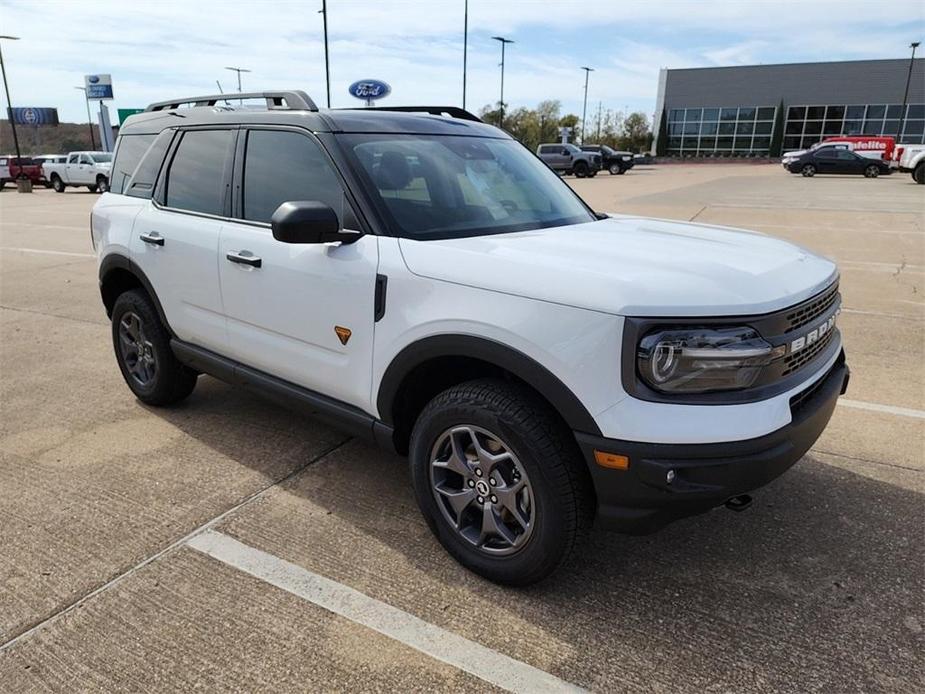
(580, 66), (594, 144)
(898, 41), (921, 143)
(491, 36), (514, 129)
(462, 0), (468, 109)
(74, 86), (96, 149)
(0, 35), (25, 182)
(318, 1), (330, 108)
(224, 66), (251, 104)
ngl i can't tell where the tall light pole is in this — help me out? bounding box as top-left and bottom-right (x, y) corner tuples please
(319, 0), (330, 107)
(898, 41), (920, 143)
(74, 86), (96, 149)
(224, 66), (251, 104)
(580, 66), (594, 144)
(491, 36), (513, 129)
(462, 0), (468, 110)
(0, 35), (24, 176)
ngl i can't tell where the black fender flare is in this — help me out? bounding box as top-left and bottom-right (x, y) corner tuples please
(98, 253), (173, 334)
(376, 334), (602, 436)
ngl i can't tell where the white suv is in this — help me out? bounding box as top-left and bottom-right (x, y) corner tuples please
(93, 91), (849, 585)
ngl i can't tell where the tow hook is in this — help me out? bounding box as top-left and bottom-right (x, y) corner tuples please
(725, 494), (752, 512)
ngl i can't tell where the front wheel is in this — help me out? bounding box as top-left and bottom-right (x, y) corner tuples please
(409, 379), (593, 586)
(111, 289), (198, 406)
(573, 161), (589, 178)
(801, 164), (816, 177)
(97, 175), (110, 193)
(913, 163), (924, 184)
(863, 165), (880, 178)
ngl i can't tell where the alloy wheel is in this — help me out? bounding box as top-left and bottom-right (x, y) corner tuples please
(118, 311), (157, 386)
(429, 425), (535, 555)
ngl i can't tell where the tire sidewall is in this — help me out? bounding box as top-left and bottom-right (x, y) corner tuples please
(574, 162), (588, 178)
(52, 175), (64, 192)
(802, 164), (815, 177)
(97, 176), (110, 193)
(409, 391), (574, 584)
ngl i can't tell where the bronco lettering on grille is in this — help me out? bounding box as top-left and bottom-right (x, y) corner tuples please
(790, 311), (838, 354)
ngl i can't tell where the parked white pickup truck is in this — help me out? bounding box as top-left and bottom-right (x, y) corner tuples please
(45, 151), (112, 193)
(895, 144), (925, 184)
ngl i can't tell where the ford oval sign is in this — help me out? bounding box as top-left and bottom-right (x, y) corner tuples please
(348, 79), (391, 105)
(88, 75), (100, 84)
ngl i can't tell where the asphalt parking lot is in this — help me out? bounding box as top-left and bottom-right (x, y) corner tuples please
(1, 164), (922, 692)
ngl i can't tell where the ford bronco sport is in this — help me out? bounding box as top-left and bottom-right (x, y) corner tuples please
(93, 91), (849, 585)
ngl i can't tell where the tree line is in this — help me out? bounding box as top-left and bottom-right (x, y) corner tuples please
(478, 100), (652, 153)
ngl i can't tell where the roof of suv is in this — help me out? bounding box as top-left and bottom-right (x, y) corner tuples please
(120, 92), (507, 139)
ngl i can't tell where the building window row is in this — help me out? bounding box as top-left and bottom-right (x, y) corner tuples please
(666, 106), (776, 154)
(783, 104), (925, 150)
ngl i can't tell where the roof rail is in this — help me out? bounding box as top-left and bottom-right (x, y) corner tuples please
(364, 106), (482, 123)
(144, 90), (318, 112)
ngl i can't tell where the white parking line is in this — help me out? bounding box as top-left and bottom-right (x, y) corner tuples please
(0, 246), (94, 258)
(188, 531), (586, 694)
(838, 399), (925, 419)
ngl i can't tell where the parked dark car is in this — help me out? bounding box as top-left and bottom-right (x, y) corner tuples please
(580, 144), (634, 174)
(787, 148), (891, 178)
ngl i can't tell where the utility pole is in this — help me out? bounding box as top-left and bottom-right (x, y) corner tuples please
(462, 0), (468, 109)
(491, 36), (514, 129)
(319, 0), (331, 107)
(580, 66), (594, 144)
(0, 35), (24, 177)
(898, 41), (920, 143)
(596, 101), (602, 141)
(74, 87), (96, 149)
(224, 66), (251, 104)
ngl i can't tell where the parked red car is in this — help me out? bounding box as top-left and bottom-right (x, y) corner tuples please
(0, 155), (44, 187)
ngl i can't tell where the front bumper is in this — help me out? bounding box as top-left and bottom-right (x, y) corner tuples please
(575, 350), (849, 534)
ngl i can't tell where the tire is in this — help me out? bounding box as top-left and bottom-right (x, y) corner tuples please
(51, 175), (65, 193)
(97, 175), (109, 193)
(801, 164), (816, 177)
(409, 378), (593, 586)
(87, 185), (98, 192)
(111, 289), (198, 406)
(914, 163), (925, 184)
(573, 161), (589, 178)
(863, 165), (879, 178)
(608, 163), (620, 175)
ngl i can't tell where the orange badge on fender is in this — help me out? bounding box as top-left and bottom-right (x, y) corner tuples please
(334, 326), (352, 345)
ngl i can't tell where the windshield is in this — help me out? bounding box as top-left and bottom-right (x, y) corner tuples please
(339, 134), (596, 240)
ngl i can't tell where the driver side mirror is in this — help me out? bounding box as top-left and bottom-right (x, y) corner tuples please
(271, 201), (361, 245)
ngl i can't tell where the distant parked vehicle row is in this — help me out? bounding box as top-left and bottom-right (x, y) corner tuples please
(0, 155), (44, 187)
(781, 136), (895, 169)
(44, 151), (112, 193)
(536, 143), (600, 177)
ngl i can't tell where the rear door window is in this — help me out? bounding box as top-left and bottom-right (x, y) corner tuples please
(164, 129), (235, 215)
(111, 134), (156, 194)
(240, 129), (344, 223)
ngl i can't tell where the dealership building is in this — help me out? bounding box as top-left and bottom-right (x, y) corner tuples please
(652, 58), (925, 156)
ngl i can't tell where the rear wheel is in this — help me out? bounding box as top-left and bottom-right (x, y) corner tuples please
(914, 163), (925, 184)
(801, 164), (816, 177)
(51, 175), (65, 193)
(409, 379), (593, 586)
(863, 165), (880, 178)
(573, 161), (589, 178)
(111, 289), (198, 406)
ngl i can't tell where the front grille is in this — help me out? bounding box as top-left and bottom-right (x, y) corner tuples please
(786, 282), (839, 332)
(782, 327), (836, 376)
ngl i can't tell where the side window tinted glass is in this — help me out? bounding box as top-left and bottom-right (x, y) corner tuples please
(126, 130), (175, 200)
(80, 154), (92, 164)
(242, 130), (343, 223)
(165, 129), (234, 215)
(111, 134), (156, 194)
(68, 154), (78, 164)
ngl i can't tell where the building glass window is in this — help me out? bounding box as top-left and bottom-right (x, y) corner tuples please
(782, 103), (925, 147)
(666, 105), (776, 155)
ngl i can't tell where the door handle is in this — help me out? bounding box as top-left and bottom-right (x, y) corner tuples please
(226, 250), (262, 268)
(140, 232), (164, 246)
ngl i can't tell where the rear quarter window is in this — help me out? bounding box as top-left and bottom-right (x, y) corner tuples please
(163, 129), (235, 215)
(126, 130), (175, 200)
(111, 134), (156, 194)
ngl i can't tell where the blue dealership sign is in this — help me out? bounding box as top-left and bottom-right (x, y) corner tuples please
(84, 74), (114, 100)
(10, 107), (60, 126)
(348, 79), (391, 104)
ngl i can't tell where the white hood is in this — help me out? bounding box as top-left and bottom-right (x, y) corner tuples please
(398, 216), (837, 317)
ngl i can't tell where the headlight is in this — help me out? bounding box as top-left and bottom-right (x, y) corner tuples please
(637, 327), (784, 393)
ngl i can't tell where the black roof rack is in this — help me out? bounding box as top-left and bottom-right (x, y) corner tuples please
(145, 90), (318, 112)
(360, 106), (482, 123)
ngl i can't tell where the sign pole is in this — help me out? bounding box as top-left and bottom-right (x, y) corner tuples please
(0, 38), (24, 172)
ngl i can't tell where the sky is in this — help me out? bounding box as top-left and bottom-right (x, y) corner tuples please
(1, 0), (923, 125)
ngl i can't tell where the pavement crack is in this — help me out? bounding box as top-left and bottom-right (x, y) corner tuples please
(0, 436), (351, 655)
(688, 205), (708, 222)
(0, 304), (105, 327)
(813, 448), (922, 473)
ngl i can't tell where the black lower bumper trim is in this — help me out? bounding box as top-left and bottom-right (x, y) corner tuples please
(576, 351), (848, 534)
